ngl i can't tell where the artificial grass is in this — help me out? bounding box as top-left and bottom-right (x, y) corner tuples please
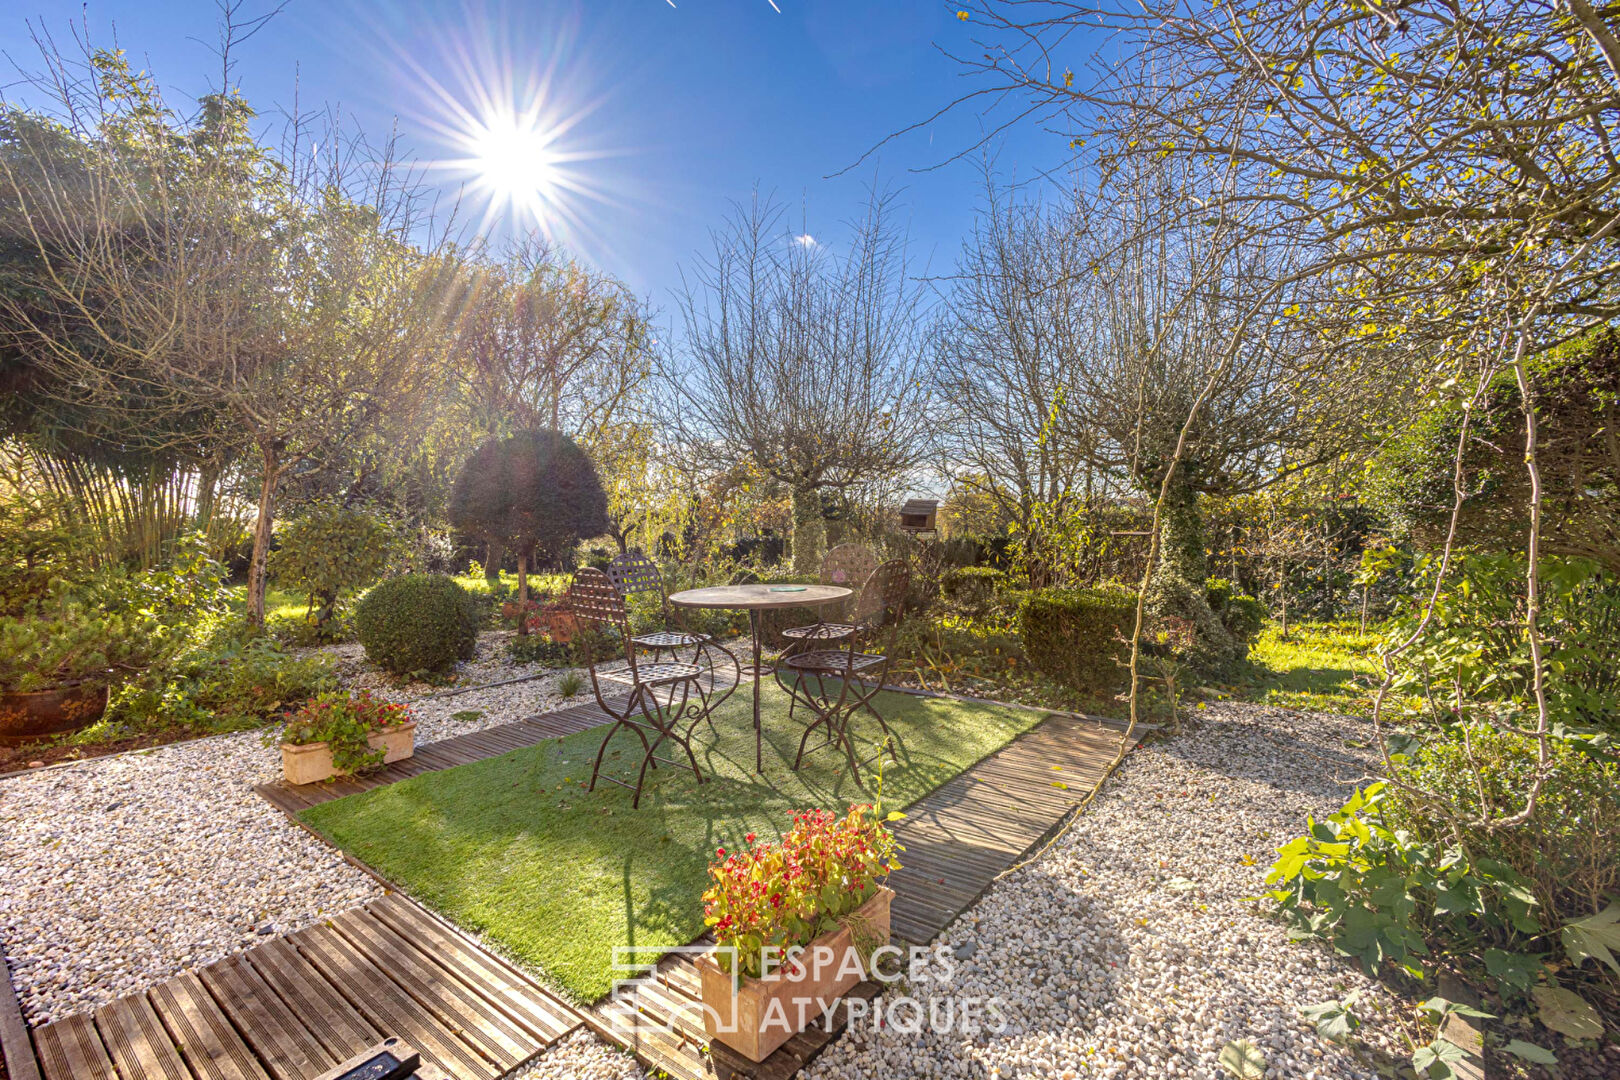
(298, 682), (1043, 1003)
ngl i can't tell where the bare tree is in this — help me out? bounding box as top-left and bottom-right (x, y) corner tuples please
(450, 239), (651, 439)
(667, 190), (932, 573)
(933, 173), (1096, 569)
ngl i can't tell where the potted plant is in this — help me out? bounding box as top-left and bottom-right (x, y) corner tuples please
(278, 689), (416, 785)
(697, 804), (902, 1062)
(0, 606), (160, 745)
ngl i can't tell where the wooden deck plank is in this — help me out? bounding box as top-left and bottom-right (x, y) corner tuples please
(149, 972), (270, 1080)
(291, 923), (500, 1080)
(367, 895), (578, 1043)
(0, 941), (43, 1080)
(199, 955), (335, 1080)
(244, 938), (379, 1066)
(96, 995), (193, 1080)
(324, 909), (533, 1068)
(32, 1014), (116, 1080)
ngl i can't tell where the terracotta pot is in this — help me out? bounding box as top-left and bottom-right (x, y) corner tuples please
(698, 886), (893, 1062)
(0, 682), (109, 746)
(541, 608), (580, 644)
(280, 721), (416, 785)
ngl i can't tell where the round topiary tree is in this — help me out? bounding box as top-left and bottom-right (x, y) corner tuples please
(354, 573), (479, 674)
(271, 501), (395, 634)
(447, 430), (611, 631)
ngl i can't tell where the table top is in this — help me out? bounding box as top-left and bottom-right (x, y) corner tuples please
(668, 583), (852, 610)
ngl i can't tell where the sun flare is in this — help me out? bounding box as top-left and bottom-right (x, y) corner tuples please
(466, 109), (563, 221)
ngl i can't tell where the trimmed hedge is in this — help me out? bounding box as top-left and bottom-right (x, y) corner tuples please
(1019, 585), (1137, 693)
(355, 574), (480, 675)
(940, 566), (1007, 613)
(1205, 577), (1266, 641)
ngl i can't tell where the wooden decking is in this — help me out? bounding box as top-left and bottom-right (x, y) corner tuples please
(254, 699), (619, 814)
(27, 894), (580, 1080)
(586, 712), (1128, 1080)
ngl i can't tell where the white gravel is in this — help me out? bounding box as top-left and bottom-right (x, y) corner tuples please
(0, 631), (581, 1028)
(799, 703), (1414, 1080)
(0, 731), (384, 1025)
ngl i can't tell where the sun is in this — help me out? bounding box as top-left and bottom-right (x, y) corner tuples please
(466, 109), (563, 221)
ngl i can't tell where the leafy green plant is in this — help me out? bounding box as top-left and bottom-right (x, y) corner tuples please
(279, 689), (412, 775)
(355, 574), (479, 675)
(506, 634), (572, 665)
(108, 620), (337, 734)
(0, 601), (171, 692)
(271, 501), (395, 635)
(556, 669), (585, 698)
(1389, 552), (1620, 736)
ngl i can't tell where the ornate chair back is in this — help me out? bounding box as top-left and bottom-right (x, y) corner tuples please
(850, 560), (910, 642)
(605, 551), (665, 603)
(820, 544), (879, 588)
(566, 567), (637, 682)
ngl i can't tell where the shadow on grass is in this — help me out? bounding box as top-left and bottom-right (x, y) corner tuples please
(299, 682), (1045, 1004)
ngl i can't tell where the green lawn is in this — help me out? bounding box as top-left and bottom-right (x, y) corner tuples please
(1238, 620), (1385, 714)
(299, 682), (1043, 1003)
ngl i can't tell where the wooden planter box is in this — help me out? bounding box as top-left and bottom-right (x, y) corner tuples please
(698, 886), (892, 1062)
(280, 721), (416, 785)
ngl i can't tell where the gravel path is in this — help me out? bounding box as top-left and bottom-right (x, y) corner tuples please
(0, 632), (577, 1027)
(799, 704), (1414, 1080)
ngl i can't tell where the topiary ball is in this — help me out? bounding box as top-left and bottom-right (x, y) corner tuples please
(355, 573), (479, 675)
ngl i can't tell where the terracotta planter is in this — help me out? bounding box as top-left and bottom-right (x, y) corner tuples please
(280, 721), (416, 785)
(540, 607), (580, 644)
(698, 886), (893, 1062)
(0, 682), (109, 746)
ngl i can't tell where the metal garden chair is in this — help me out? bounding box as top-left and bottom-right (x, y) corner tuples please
(773, 559), (910, 787)
(778, 543), (879, 652)
(606, 550), (739, 708)
(568, 567), (715, 808)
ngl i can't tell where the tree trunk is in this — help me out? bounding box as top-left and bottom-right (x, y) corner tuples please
(516, 550), (530, 635)
(790, 485), (826, 576)
(246, 445), (278, 629)
(1144, 466), (1242, 672)
(1153, 471), (1208, 589)
(486, 539), (504, 586)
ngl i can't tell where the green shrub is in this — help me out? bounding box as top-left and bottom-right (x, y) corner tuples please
(0, 602), (171, 692)
(355, 574), (479, 675)
(1386, 726), (1620, 933)
(1018, 585), (1136, 692)
(1267, 728), (1620, 1006)
(107, 620), (337, 734)
(1203, 576), (1266, 641)
(271, 501), (395, 633)
(940, 566), (1008, 616)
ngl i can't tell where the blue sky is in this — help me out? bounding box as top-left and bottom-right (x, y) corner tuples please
(1, 1), (1077, 312)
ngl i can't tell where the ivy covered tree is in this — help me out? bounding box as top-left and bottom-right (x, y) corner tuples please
(447, 430), (610, 626)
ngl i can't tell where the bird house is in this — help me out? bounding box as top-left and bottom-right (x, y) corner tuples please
(898, 498), (939, 534)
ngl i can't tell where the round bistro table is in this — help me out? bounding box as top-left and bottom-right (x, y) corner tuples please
(667, 583), (852, 773)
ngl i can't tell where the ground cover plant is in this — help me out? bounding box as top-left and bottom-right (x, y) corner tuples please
(298, 683), (1043, 1002)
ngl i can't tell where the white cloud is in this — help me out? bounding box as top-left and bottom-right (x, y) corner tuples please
(793, 233), (817, 248)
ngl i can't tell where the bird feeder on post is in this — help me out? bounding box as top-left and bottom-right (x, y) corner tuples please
(899, 498), (939, 540)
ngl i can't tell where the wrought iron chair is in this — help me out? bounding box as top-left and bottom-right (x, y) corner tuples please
(606, 550), (740, 710)
(605, 551), (709, 661)
(773, 559), (910, 787)
(778, 544), (879, 651)
(568, 567), (713, 808)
